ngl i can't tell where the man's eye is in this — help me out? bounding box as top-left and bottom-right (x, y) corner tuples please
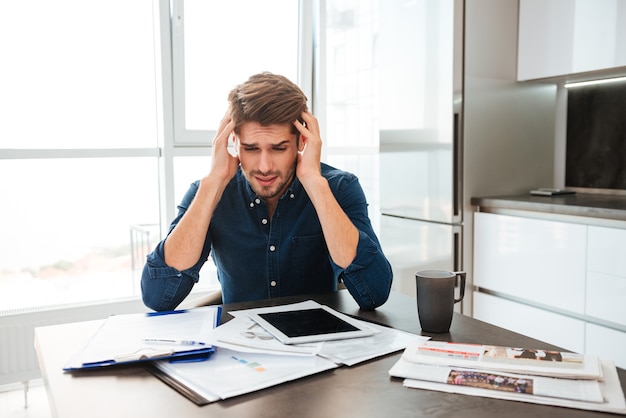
(273, 147), (287, 152)
(243, 147), (258, 152)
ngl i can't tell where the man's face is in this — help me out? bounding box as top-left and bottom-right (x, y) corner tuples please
(235, 121), (300, 202)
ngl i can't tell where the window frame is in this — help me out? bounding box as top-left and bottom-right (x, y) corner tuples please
(169, 0), (316, 147)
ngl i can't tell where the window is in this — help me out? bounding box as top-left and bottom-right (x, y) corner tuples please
(172, 0), (302, 144)
(322, 0), (380, 224)
(0, 1), (158, 149)
(0, 0), (383, 312)
(0, 0), (162, 311)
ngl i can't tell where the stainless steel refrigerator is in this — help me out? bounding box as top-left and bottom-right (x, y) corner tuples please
(377, 0), (464, 299)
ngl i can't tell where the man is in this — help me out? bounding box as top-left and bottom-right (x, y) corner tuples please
(141, 72), (392, 311)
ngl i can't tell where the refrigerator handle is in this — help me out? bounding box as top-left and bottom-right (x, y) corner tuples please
(453, 229), (462, 272)
(453, 228), (464, 312)
(453, 112), (463, 220)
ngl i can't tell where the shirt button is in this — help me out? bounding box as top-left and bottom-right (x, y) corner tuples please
(290, 193), (295, 199)
(270, 281), (277, 287)
(249, 202), (254, 208)
(261, 218), (268, 225)
(269, 245), (276, 252)
(255, 198), (261, 204)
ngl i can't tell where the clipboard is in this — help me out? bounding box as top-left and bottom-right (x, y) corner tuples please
(64, 306), (221, 371)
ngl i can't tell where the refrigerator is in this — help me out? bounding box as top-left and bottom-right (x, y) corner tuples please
(377, 0), (464, 301)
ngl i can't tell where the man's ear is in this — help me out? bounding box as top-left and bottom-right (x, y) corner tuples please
(297, 135), (305, 152)
(233, 135), (240, 153)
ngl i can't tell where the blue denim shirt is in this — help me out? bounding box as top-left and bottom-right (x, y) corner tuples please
(141, 163), (392, 311)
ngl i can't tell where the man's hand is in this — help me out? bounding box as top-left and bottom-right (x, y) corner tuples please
(293, 110), (323, 186)
(293, 110), (358, 268)
(209, 113), (239, 186)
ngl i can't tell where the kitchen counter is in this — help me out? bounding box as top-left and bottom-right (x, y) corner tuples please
(471, 193), (626, 222)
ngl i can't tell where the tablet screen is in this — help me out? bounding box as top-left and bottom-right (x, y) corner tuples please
(257, 308), (359, 338)
(248, 305), (375, 344)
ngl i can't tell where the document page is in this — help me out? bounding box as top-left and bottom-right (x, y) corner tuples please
(152, 347), (338, 403)
(319, 322), (428, 366)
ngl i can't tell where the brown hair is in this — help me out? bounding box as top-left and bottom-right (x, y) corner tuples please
(228, 72), (308, 135)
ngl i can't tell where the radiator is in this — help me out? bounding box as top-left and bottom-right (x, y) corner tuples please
(0, 299), (148, 386)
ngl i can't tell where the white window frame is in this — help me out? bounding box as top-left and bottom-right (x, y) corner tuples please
(168, 0), (316, 147)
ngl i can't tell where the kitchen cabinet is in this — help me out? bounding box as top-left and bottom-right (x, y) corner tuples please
(473, 292), (585, 354)
(473, 211), (626, 368)
(517, 0), (626, 81)
(473, 212), (586, 313)
(586, 226), (626, 327)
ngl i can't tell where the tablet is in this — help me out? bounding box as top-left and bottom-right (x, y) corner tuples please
(247, 305), (375, 344)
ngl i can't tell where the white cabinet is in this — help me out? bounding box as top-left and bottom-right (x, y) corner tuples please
(473, 292), (585, 353)
(517, 0), (626, 80)
(473, 212), (586, 313)
(586, 226), (626, 327)
(473, 212), (626, 368)
(586, 324), (626, 369)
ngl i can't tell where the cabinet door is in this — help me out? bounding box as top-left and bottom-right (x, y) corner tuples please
(587, 226), (626, 277)
(586, 226), (626, 325)
(473, 292), (585, 353)
(586, 323), (626, 369)
(518, 0), (626, 80)
(474, 212), (586, 313)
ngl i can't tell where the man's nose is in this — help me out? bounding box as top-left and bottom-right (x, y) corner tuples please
(258, 151), (272, 173)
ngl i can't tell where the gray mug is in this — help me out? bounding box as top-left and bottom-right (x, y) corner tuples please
(415, 270), (466, 333)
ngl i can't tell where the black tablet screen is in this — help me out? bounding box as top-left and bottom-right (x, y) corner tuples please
(257, 308), (359, 338)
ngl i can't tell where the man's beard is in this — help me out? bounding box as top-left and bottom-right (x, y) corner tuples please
(247, 165), (297, 200)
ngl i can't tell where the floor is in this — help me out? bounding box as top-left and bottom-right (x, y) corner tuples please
(0, 380), (52, 418)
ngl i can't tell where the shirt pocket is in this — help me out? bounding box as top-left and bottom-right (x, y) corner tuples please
(290, 234), (330, 275)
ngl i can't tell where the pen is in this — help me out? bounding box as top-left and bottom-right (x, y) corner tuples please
(142, 338), (206, 346)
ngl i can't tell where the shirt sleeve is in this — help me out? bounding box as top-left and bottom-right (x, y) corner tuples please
(328, 173), (393, 310)
(336, 231), (394, 310)
(140, 241), (201, 311)
(140, 181), (208, 311)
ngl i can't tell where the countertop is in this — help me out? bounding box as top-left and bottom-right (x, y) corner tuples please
(471, 193), (626, 222)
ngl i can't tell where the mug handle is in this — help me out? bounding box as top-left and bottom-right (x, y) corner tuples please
(453, 271), (466, 303)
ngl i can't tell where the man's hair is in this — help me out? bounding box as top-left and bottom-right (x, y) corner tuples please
(228, 72), (308, 135)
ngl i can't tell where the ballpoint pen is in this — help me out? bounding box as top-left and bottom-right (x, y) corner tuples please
(141, 338), (206, 346)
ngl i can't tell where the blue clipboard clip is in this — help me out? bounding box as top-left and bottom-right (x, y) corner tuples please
(72, 347), (215, 369)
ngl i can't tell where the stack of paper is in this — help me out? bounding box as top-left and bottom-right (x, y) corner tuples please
(150, 347), (339, 404)
(149, 300), (427, 404)
(213, 300), (427, 365)
(389, 340), (626, 415)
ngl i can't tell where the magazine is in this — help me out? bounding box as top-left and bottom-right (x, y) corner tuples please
(401, 341), (603, 380)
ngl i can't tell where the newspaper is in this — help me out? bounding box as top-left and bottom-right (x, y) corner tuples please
(401, 340), (603, 380)
(389, 358), (604, 403)
(389, 357), (626, 415)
